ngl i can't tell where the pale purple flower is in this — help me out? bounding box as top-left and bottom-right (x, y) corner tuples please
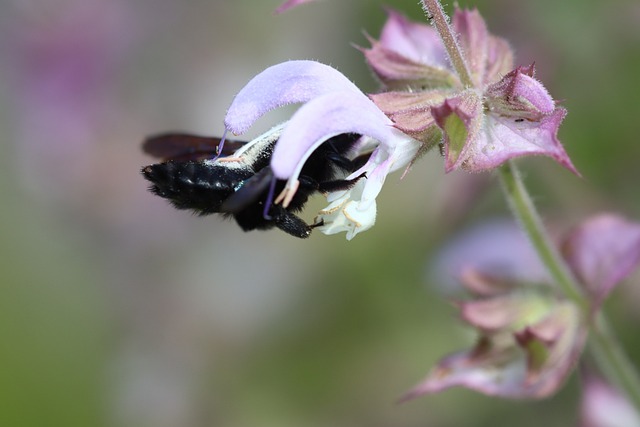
(366, 8), (577, 174)
(4, 0), (135, 199)
(430, 219), (549, 294)
(275, 0), (318, 14)
(580, 375), (640, 427)
(561, 214), (640, 310)
(224, 60), (422, 239)
(406, 213), (640, 400)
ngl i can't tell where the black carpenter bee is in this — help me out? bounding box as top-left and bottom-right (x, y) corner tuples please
(141, 127), (367, 238)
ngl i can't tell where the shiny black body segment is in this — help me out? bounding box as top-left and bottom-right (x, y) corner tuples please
(141, 131), (366, 238)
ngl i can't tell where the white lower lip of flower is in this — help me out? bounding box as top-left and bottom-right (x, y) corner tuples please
(315, 134), (422, 239)
(315, 180), (377, 240)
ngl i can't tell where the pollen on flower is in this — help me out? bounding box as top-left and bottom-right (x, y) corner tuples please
(342, 207), (362, 228)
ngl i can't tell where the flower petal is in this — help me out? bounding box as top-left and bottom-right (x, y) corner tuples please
(450, 8), (515, 86)
(314, 138), (421, 240)
(580, 375), (640, 427)
(430, 219), (550, 295)
(462, 108), (578, 174)
(561, 214), (640, 309)
(370, 90), (448, 140)
(275, 0), (317, 14)
(400, 345), (527, 401)
(362, 9), (456, 90)
(485, 36), (514, 84)
(224, 60), (360, 135)
(362, 41), (458, 90)
(315, 179), (377, 240)
(514, 303), (584, 389)
(378, 8), (448, 69)
(451, 8), (490, 86)
(460, 291), (554, 334)
(485, 65), (555, 120)
(270, 90), (401, 180)
(403, 300), (585, 400)
(268, 87), (420, 239)
(430, 90), (484, 172)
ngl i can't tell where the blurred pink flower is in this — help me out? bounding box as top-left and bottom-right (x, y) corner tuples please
(404, 271), (586, 400)
(410, 213), (640, 400)
(580, 375), (640, 427)
(2, 0), (144, 209)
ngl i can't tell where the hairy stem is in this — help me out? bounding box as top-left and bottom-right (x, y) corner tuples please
(420, 0), (474, 88)
(498, 161), (585, 306)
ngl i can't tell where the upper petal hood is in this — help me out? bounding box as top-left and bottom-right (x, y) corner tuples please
(224, 60), (361, 135)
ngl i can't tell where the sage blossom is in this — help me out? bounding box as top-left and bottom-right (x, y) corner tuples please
(223, 60), (422, 239)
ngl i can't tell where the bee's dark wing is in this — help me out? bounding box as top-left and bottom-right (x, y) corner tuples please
(220, 167), (274, 213)
(142, 133), (247, 162)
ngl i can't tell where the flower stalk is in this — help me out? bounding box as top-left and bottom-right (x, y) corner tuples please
(589, 313), (640, 410)
(498, 161), (585, 308)
(420, 0), (474, 88)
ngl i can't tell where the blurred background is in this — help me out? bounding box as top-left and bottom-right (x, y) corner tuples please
(1, 0), (639, 426)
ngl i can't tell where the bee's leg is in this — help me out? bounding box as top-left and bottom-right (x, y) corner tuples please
(296, 170), (367, 194)
(270, 205), (313, 239)
(297, 175), (319, 191)
(317, 172), (367, 193)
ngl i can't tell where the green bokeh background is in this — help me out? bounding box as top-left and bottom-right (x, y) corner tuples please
(1, 0), (639, 426)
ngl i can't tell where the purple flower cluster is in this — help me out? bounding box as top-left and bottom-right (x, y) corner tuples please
(175, 0), (640, 419)
(224, 4), (576, 239)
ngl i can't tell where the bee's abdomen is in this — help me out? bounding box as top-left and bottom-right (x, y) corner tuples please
(141, 161), (251, 215)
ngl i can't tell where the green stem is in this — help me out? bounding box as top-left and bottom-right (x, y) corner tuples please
(589, 313), (640, 409)
(420, 0), (474, 88)
(498, 161), (585, 307)
(499, 160), (640, 410)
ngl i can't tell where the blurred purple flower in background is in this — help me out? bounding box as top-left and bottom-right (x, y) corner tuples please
(580, 374), (640, 427)
(4, 0), (136, 201)
(409, 213), (640, 400)
(430, 218), (550, 294)
(276, 0), (317, 14)
(560, 214), (640, 311)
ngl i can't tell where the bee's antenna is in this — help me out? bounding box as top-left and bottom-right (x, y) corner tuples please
(212, 128), (228, 161)
(262, 175), (277, 220)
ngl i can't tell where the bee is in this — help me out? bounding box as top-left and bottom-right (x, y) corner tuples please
(141, 126), (367, 238)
